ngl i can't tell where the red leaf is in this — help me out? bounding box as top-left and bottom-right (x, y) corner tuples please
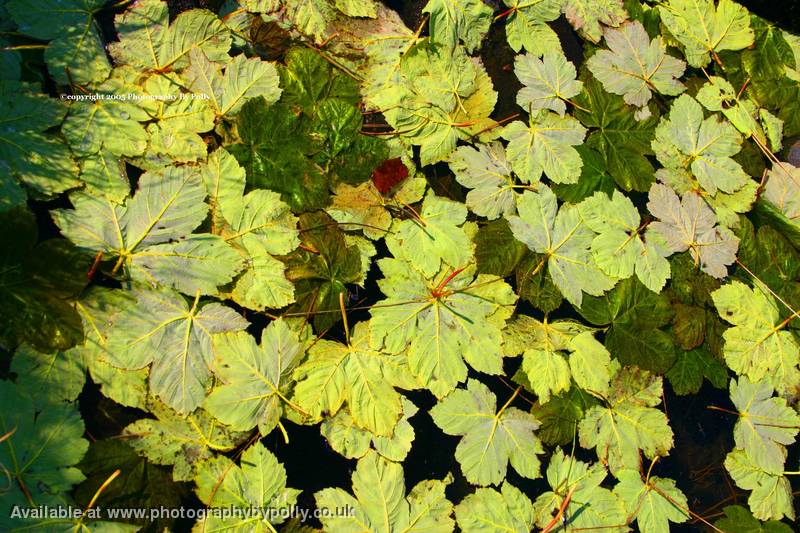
(370, 158), (409, 195)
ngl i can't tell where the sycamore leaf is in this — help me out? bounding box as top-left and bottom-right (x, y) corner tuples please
(370, 260), (516, 398)
(531, 387), (600, 446)
(579, 190), (671, 292)
(109, 0), (231, 71)
(730, 376), (800, 474)
(562, 0), (627, 43)
(587, 21), (686, 113)
(652, 94), (750, 195)
(763, 162), (800, 227)
(422, 0), (493, 53)
(335, 0), (378, 18)
(515, 51), (583, 117)
(666, 347), (728, 395)
(0, 86), (80, 195)
(54, 165), (244, 295)
(294, 322), (419, 436)
(456, 482), (536, 533)
(104, 286), (249, 413)
(321, 397), (418, 462)
(659, 0), (754, 67)
(532, 449), (627, 531)
(507, 187), (615, 307)
(316, 451), (454, 533)
(0, 207), (88, 353)
(711, 281), (800, 395)
(6, 0), (105, 40)
(474, 218), (528, 276)
(195, 442), (301, 531)
(11, 344), (85, 404)
(61, 68), (151, 158)
(123, 398), (245, 482)
(430, 379), (544, 486)
(504, 315), (611, 402)
(79, 150), (130, 203)
(45, 23), (111, 86)
(579, 365), (674, 475)
(573, 76), (659, 192)
(501, 113), (587, 184)
(184, 48), (282, 117)
(715, 505), (794, 533)
(725, 449), (795, 521)
(578, 277), (676, 373)
(647, 183), (739, 278)
(613, 469), (690, 533)
(390, 190), (473, 276)
(501, 0), (562, 54)
(0, 382), (88, 510)
(448, 142), (516, 220)
(207, 320), (304, 436)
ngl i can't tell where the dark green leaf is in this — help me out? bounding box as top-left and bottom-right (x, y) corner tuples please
(279, 47), (360, 114)
(529, 386), (600, 446)
(515, 253), (563, 314)
(551, 145), (616, 203)
(474, 219), (528, 277)
(715, 505), (794, 533)
(666, 348), (728, 395)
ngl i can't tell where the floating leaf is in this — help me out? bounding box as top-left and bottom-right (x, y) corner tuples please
(659, 0), (754, 67)
(456, 482), (536, 533)
(431, 379), (544, 485)
(422, 0), (493, 53)
(711, 281), (800, 395)
(515, 51), (583, 117)
(562, 0), (627, 43)
(579, 365), (674, 475)
(714, 505), (794, 533)
(613, 469), (689, 533)
(315, 451), (454, 533)
(587, 21), (685, 115)
(647, 183), (739, 278)
(370, 260), (516, 398)
(507, 186), (615, 307)
(725, 449), (795, 521)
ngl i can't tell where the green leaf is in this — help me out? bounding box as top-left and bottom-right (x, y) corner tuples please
(0, 381), (88, 511)
(207, 320), (305, 436)
(7, 0), (105, 40)
(579, 277), (676, 372)
(502, 0), (562, 54)
(282, 211), (362, 332)
(370, 260), (516, 398)
(0, 85), (80, 195)
(715, 505), (794, 533)
(184, 47), (281, 117)
(659, 0), (754, 67)
(613, 469), (689, 533)
(294, 322), (419, 436)
(666, 347), (728, 395)
(279, 47), (360, 114)
(335, 0), (378, 18)
(502, 112), (587, 184)
(220, 189), (299, 310)
(448, 142), (517, 220)
(579, 365), (674, 475)
(390, 190), (473, 276)
(474, 218), (528, 276)
(730, 376), (800, 473)
(11, 344), (85, 403)
(551, 145), (617, 202)
(652, 94), (750, 195)
(456, 482), (536, 533)
(45, 23), (111, 85)
(0, 207), (87, 352)
(587, 21), (685, 115)
(422, 0), (493, 53)
(763, 162), (800, 228)
(195, 442), (301, 531)
(75, 439), (187, 532)
(579, 190), (671, 292)
(515, 51), (583, 116)
(124, 398), (246, 482)
(430, 379), (543, 486)
(530, 386), (600, 446)
(109, 0), (231, 71)
(647, 183), (739, 278)
(711, 281), (800, 395)
(725, 449), (795, 521)
(507, 186), (615, 307)
(533, 449), (627, 531)
(515, 252), (564, 313)
(320, 397), (418, 462)
(105, 286), (249, 413)
(315, 451), (454, 533)
(562, 0), (627, 43)
(79, 150), (130, 203)
(573, 76), (659, 192)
